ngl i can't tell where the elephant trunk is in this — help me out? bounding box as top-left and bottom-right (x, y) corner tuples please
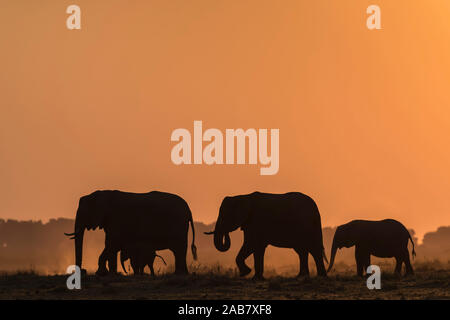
(74, 229), (85, 269)
(73, 208), (86, 270)
(327, 239), (338, 273)
(214, 231), (231, 252)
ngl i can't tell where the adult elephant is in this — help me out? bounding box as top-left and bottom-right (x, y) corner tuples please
(65, 190), (197, 275)
(327, 219), (416, 276)
(205, 192), (328, 279)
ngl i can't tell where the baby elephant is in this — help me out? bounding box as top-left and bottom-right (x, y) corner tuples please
(327, 219), (416, 276)
(120, 245), (166, 276)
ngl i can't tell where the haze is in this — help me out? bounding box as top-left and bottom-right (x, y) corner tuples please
(1, 1), (449, 242)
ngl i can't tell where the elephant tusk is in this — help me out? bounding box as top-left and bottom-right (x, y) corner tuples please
(65, 229), (83, 239)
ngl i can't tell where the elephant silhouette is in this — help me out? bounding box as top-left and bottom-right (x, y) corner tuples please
(120, 243), (166, 276)
(65, 190), (197, 276)
(206, 192), (328, 280)
(327, 219), (416, 276)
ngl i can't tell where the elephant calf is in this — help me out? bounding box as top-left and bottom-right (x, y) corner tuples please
(120, 244), (167, 276)
(328, 219), (416, 276)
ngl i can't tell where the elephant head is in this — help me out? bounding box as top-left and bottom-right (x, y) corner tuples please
(327, 222), (360, 272)
(64, 190), (113, 269)
(205, 196), (251, 252)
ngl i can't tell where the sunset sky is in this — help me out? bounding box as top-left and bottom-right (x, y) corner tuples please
(1, 0), (449, 242)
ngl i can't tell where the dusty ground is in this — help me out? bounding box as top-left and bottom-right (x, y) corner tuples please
(0, 266), (448, 300)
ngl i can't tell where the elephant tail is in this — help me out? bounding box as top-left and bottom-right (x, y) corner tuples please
(188, 209), (198, 261)
(408, 232), (416, 260)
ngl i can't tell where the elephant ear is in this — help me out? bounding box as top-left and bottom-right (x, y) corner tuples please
(238, 195), (254, 231)
(88, 191), (112, 230)
(346, 221), (363, 245)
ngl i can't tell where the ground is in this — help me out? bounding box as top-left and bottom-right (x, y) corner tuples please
(0, 266), (448, 300)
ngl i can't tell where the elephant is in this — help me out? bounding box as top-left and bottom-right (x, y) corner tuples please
(120, 244), (167, 276)
(205, 192), (328, 280)
(65, 190), (197, 276)
(327, 219), (416, 276)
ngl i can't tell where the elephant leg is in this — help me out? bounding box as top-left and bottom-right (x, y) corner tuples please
(138, 264), (144, 275)
(252, 245), (266, 280)
(311, 246), (327, 277)
(96, 248), (109, 276)
(136, 254), (143, 275)
(140, 254), (147, 275)
(134, 261), (141, 275)
(355, 247), (364, 277)
(147, 254), (156, 276)
(362, 255), (371, 275)
(236, 242), (253, 277)
(172, 243), (188, 275)
(98, 233), (112, 275)
(403, 250), (414, 276)
(149, 262), (155, 276)
(356, 260), (364, 277)
(131, 258), (139, 275)
(107, 250), (119, 274)
(295, 248), (309, 277)
(394, 256), (402, 275)
(98, 233), (119, 275)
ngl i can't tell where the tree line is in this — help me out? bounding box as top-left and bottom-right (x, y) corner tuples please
(0, 218), (448, 274)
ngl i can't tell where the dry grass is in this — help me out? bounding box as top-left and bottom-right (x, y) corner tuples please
(0, 263), (448, 300)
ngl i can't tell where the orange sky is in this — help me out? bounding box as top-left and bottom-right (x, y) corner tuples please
(1, 1), (449, 242)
